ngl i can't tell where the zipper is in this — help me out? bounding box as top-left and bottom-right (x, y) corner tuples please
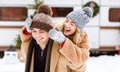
(41, 51), (44, 56)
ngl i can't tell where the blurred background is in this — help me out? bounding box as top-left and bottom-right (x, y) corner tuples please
(0, 0), (120, 72)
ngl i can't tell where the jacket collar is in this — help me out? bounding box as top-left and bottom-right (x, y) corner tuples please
(50, 41), (60, 72)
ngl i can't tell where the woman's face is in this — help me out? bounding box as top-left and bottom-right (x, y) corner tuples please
(63, 18), (77, 36)
(31, 28), (49, 45)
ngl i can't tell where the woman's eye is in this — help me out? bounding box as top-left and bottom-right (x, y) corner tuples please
(65, 20), (68, 23)
(32, 30), (35, 32)
(71, 23), (75, 26)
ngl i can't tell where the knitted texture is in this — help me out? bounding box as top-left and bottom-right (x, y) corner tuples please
(30, 13), (52, 32)
(67, 7), (93, 30)
(25, 16), (32, 32)
(30, 4), (53, 32)
(48, 28), (66, 43)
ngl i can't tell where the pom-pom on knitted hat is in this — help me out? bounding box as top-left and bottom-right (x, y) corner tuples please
(30, 4), (53, 32)
(37, 4), (53, 16)
(67, 7), (93, 30)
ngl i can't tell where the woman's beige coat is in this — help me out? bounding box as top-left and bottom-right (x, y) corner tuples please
(20, 26), (90, 72)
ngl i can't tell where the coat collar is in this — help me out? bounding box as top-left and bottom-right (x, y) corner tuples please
(50, 41), (60, 72)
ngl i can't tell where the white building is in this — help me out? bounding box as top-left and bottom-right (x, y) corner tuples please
(0, 0), (120, 53)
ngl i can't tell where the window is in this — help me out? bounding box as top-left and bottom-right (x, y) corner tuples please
(0, 7), (27, 21)
(52, 7), (73, 17)
(109, 8), (120, 22)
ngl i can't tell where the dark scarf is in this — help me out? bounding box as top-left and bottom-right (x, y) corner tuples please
(34, 40), (49, 72)
(25, 38), (53, 72)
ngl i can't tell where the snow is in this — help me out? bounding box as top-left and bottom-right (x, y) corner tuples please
(0, 60), (25, 72)
(86, 55), (120, 72)
(0, 55), (120, 72)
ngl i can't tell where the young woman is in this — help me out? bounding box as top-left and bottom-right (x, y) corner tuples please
(48, 7), (93, 72)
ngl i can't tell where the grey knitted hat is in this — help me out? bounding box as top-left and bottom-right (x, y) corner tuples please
(67, 7), (93, 30)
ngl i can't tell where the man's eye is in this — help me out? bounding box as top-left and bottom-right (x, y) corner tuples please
(32, 30), (36, 33)
(40, 30), (44, 33)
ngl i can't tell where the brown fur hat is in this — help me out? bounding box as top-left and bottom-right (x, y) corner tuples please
(30, 4), (53, 32)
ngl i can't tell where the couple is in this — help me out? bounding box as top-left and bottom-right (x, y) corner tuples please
(20, 4), (93, 72)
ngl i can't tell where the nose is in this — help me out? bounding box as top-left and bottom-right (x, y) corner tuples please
(65, 22), (70, 28)
(35, 32), (41, 38)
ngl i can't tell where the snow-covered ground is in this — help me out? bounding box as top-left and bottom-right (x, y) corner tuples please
(86, 54), (120, 72)
(0, 62), (25, 72)
(0, 55), (120, 72)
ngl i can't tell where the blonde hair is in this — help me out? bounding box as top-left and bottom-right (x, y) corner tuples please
(59, 21), (83, 45)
